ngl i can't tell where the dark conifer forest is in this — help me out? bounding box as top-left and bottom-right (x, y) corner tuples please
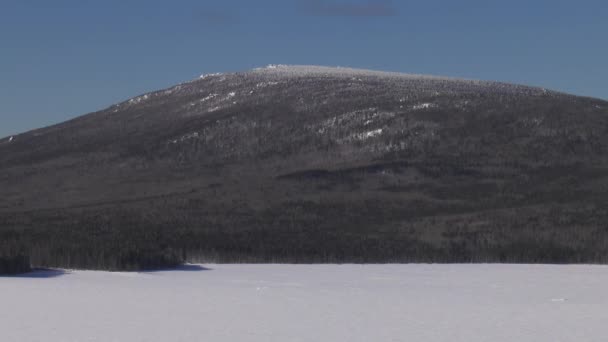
(2, 66), (608, 272)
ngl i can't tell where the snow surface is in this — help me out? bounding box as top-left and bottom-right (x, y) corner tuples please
(2, 264), (608, 341)
(350, 128), (384, 141)
(200, 93), (218, 103)
(127, 94), (150, 105)
(199, 72), (223, 79)
(412, 102), (437, 110)
(251, 64), (456, 81)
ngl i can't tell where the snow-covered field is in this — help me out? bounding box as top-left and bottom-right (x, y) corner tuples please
(2, 264), (608, 341)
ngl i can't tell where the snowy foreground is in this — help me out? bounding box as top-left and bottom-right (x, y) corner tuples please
(2, 264), (608, 342)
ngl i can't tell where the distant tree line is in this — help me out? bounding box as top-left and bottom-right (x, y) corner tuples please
(0, 255), (30, 275)
(2, 186), (608, 272)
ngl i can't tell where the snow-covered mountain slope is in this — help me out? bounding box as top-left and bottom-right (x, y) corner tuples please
(3, 264), (608, 342)
(1, 65), (608, 268)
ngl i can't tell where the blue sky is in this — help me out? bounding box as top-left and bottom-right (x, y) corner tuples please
(1, 0), (607, 137)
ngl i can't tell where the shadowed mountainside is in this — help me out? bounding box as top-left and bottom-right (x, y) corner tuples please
(1, 65), (608, 270)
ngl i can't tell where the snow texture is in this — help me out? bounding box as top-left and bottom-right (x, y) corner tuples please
(251, 64), (456, 81)
(129, 94), (149, 105)
(200, 72), (223, 79)
(412, 102), (437, 110)
(2, 264), (608, 342)
(106, 64), (558, 117)
(347, 128), (384, 141)
(200, 93), (218, 103)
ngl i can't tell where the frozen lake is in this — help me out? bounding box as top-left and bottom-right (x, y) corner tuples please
(2, 264), (608, 341)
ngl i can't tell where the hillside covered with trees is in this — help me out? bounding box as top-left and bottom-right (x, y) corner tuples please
(1, 65), (608, 271)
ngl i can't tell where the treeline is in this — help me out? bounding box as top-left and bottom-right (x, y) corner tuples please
(0, 233), (31, 275)
(0, 255), (31, 275)
(0, 214), (184, 272)
(2, 193), (608, 272)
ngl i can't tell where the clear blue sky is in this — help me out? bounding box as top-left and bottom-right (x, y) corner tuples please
(1, 0), (607, 138)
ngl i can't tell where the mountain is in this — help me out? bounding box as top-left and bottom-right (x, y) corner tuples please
(1, 65), (608, 270)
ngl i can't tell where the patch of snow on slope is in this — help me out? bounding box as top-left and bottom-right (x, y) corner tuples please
(357, 128), (383, 140)
(129, 94), (149, 105)
(363, 111), (396, 125)
(200, 72), (223, 79)
(200, 93), (219, 102)
(163, 85), (182, 95)
(255, 82), (280, 88)
(255, 64), (287, 70)
(169, 132), (200, 144)
(339, 129), (384, 143)
(200, 93), (238, 113)
(315, 109), (396, 135)
(519, 117), (545, 128)
(316, 108), (377, 133)
(2, 264), (608, 342)
(412, 103), (437, 110)
(251, 65), (454, 81)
